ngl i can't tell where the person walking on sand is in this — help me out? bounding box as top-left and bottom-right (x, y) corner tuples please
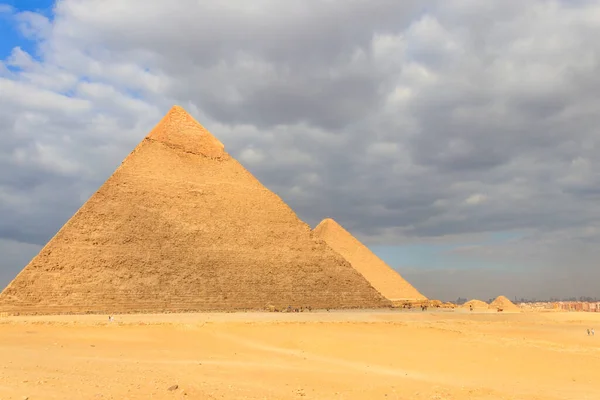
(592, 328), (595, 336)
(588, 328), (590, 336)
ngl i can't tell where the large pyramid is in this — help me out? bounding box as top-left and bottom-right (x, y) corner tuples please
(0, 106), (390, 315)
(313, 219), (427, 303)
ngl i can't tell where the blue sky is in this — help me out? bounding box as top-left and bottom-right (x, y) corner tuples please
(371, 231), (527, 272)
(0, 0), (54, 59)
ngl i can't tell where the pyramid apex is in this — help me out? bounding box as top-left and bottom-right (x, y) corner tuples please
(147, 105), (227, 159)
(169, 104), (186, 112)
(165, 105), (194, 117)
(315, 218), (346, 233)
(316, 218), (337, 227)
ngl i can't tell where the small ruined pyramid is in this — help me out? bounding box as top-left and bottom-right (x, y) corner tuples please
(461, 299), (489, 309)
(0, 106), (390, 315)
(313, 218), (427, 303)
(489, 295), (520, 311)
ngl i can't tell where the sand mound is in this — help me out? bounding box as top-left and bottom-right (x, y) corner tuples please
(490, 295), (520, 311)
(461, 299), (489, 309)
(0, 106), (390, 315)
(313, 218), (426, 302)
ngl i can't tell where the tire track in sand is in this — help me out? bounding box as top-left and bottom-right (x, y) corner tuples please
(214, 331), (456, 385)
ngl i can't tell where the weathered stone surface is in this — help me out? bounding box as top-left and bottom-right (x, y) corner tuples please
(313, 218), (426, 302)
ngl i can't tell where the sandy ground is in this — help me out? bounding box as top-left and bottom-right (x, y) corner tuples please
(2, 310), (600, 400)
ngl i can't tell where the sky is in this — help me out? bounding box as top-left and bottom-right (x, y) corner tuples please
(1, 0), (600, 302)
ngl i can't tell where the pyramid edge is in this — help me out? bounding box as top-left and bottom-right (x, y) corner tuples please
(313, 218), (428, 301)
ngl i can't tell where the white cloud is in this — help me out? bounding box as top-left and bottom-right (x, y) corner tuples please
(465, 193), (488, 205)
(6, 47), (37, 69)
(0, 4), (13, 14)
(239, 147), (265, 165)
(14, 11), (52, 40)
(0, 78), (91, 111)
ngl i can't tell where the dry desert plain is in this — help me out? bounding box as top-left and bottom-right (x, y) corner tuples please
(2, 309), (600, 400)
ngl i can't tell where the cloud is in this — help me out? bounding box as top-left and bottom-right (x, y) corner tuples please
(239, 147), (265, 165)
(0, 4), (13, 14)
(0, 239), (41, 285)
(14, 11), (52, 40)
(465, 193), (487, 206)
(2, 0), (600, 299)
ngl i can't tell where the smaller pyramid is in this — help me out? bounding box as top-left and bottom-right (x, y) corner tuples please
(489, 295), (520, 311)
(461, 299), (489, 309)
(313, 218), (427, 302)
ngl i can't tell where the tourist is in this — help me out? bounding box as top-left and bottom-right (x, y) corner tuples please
(587, 328), (590, 336)
(592, 328), (595, 336)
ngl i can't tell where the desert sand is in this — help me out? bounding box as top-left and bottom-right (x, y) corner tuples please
(2, 310), (600, 400)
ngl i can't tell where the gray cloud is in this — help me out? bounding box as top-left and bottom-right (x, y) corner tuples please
(2, 0), (600, 299)
(0, 239), (41, 285)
